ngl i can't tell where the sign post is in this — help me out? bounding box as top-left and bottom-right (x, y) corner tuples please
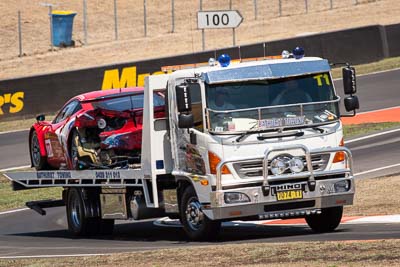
(40, 2), (57, 51)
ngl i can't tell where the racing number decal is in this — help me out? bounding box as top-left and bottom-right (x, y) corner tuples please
(45, 139), (54, 158)
(313, 74), (331, 87)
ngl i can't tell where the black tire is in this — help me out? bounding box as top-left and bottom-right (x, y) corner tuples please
(305, 206), (343, 233)
(180, 186), (221, 241)
(30, 130), (49, 170)
(66, 188), (95, 236)
(66, 188), (115, 236)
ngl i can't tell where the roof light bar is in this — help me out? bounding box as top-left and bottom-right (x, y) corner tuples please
(161, 55), (283, 72)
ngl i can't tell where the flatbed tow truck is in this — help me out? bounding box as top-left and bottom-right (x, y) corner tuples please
(5, 48), (360, 240)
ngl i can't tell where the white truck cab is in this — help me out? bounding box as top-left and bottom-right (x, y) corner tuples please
(6, 49), (360, 240)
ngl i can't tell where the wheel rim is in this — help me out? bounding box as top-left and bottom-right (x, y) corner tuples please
(70, 193), (81, 228)
(185, 196), (204, 231)
(31, 134), (41, 166)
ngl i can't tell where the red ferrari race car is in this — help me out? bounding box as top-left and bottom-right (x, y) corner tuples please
(29, 87), (165, 170)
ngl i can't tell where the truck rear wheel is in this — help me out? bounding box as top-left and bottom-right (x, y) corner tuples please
(66, 188), (114, 236)
(180, 186), (221, 241)
(305, 206), (343, 233)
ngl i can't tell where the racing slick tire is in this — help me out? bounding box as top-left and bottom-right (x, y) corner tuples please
(180, 186), (221, 241)
(305, 206), (343, 233)
(30, 130), (49, 170)
(66, 188), (115, 236)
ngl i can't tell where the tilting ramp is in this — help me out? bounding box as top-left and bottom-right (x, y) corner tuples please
(4, 169), (146, 190)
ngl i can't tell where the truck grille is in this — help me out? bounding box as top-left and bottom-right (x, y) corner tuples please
(232, 154), (330, 179)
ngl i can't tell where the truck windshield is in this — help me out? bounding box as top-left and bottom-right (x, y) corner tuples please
(206, 73), (339, 133)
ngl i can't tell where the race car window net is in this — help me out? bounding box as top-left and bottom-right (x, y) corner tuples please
(53, 100), (81, 124)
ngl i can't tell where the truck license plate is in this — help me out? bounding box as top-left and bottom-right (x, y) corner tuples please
(276, 190), (303, 201)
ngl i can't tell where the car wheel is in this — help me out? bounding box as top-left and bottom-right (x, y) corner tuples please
(305, 206), (343, 233)
(180, 186), (221, 241)
(30, 130), (48, 170)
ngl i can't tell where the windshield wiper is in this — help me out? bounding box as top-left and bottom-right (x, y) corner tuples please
(257, 131), (304, 140)
(312, 127), (325, 133)
(235, 122), (262, 142)
(236, 129), (274, 142)
(236, 128), (307, 142)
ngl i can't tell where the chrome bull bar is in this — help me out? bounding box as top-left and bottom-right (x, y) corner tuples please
(216, 146), (353, 193)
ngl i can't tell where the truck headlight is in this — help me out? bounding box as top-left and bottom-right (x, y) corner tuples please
(289, 157), (304, 173)
(224, 192), (250, 204)
(334, 180), (351, 193)
(271, 158), (287, 175)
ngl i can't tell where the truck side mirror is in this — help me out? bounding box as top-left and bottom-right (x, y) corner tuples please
(176, 84), (194, 128)
(342, 66), (357, 95)
(344, 95), (359, 112)
(178, 113), (194, 128)
(176, 84), (192, 112)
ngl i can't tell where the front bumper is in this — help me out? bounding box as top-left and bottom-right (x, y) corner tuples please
(205, 177), (354, 220)
(204, 145), (354, 220)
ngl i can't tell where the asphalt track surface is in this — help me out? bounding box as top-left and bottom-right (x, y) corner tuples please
(0, 69), (399, 257)
(348, 129), (400, 178)
(1, 208), (400, 257)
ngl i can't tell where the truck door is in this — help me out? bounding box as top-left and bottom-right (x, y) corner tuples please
(174, 82), (207, 175)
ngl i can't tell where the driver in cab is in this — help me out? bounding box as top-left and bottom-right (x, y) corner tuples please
(208, 89), (236, 110)
(272, 78), (312, 106)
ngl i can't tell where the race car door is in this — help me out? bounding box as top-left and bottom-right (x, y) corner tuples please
(45, 100), (81, 168)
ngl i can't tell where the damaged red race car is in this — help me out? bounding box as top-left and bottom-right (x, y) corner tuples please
(29, 87), (165, 170)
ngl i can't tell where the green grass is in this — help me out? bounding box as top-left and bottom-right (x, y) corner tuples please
(343, 122), (400, 139)
(0, 114), (55, 133)
(0, 171), (62, 212)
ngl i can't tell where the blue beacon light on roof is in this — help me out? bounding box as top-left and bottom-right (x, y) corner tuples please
(292, 47), (305, 59)
(218, 54), (231, 67)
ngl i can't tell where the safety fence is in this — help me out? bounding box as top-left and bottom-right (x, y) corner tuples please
(1, 0), (379, 59)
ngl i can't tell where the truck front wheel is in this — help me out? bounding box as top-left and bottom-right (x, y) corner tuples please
(305, 206), (343, 233)
(180, 186), (221, 241)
